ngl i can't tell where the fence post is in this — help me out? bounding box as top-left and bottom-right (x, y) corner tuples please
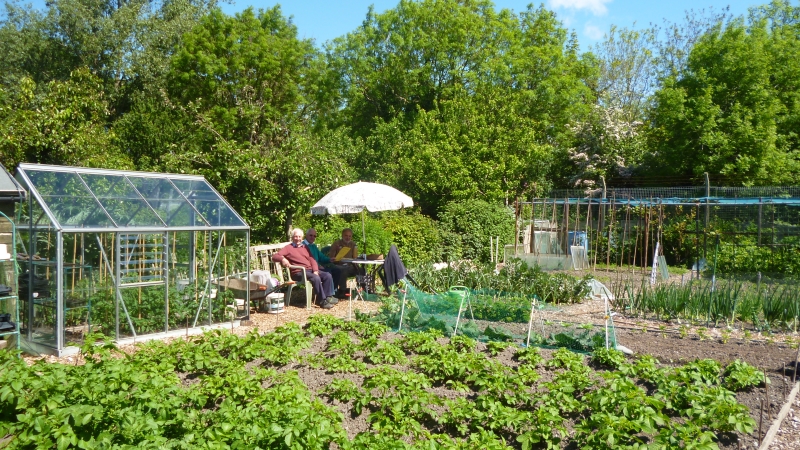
(704, 172), (710, 259)
(758, 197), (763, 246)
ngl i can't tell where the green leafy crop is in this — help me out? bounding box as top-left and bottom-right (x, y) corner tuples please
(723, 359), (766, 391)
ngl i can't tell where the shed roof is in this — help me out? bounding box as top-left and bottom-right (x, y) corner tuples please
(16, 164), (248, 232)
(0, 163), (26, 203)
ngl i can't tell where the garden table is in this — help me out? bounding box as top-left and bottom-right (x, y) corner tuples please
(339, 258), (385, 300)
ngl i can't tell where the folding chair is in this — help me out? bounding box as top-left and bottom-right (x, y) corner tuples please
(250, 243), (312, 309)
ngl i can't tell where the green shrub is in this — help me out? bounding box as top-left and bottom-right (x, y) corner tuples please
(438, 199), (514, 263)
(383, 210), (442, 265)
(300, 209), (441, 265)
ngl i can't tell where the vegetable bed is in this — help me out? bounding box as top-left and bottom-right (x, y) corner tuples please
(0, 314), (793, 449)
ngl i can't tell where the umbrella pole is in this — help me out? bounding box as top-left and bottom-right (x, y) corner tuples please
(361, 210), (366, 255)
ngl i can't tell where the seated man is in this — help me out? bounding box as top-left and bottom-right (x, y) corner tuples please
(272, 228), (336, 309)
(329, 228), (358, 260)
(303, 228), (346, 300)
(328, 228), (362, 289)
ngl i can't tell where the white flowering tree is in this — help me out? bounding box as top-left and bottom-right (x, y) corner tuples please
(567, 104), (645, 189)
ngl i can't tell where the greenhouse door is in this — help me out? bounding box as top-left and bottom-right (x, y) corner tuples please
(115, 233), (169, 338)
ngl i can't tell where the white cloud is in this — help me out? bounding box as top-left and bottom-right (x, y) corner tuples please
(548, 0), (611, 16)
(584, 23), (605, 40)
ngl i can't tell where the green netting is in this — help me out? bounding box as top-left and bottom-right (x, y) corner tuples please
(367, 283), (618, 352)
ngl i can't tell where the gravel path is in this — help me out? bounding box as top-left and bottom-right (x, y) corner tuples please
(769, 384), (800, 450)
(243, 296), (382, 333)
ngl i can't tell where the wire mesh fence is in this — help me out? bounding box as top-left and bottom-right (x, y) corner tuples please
(514, 186), (800, 280)
(366, 284), (616, 353)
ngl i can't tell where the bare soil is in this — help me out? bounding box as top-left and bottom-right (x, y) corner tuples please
(247, 290), (800, 449)
(263, 326), (797, 449)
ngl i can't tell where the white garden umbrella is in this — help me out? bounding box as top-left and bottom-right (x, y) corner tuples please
(311, 182), (414, 252)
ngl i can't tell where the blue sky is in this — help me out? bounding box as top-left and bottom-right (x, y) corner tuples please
(220, 0), (764, 50)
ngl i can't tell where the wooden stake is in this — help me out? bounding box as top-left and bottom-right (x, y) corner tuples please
(563, 199), (570, 255)
(765, 368), (771, 420)
(79, 234), (84, 281)
(643, 202), (650, 273)
(607, 197), (614, 270)
(223, 232), (228, 277)
(793, 343), (800, 383)
(758, 399), (764, 446)
(45, 232), (52, 279)
(620, 203), (629, 269)
(632, 205), (639, 272)
(529, 195), (535, 254)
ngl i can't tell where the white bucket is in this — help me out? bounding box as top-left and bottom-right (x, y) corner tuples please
(267, 298), (284, 314)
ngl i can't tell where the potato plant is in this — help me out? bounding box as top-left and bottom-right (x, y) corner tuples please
(0, 316), (761, 449)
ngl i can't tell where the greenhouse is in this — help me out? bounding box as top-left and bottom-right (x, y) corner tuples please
(14, 164), (250, 356)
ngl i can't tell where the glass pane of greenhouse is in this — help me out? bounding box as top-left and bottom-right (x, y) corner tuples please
(81, 174), (164, 227)
(16, 191), (59, 349)
(25, 170), (115, 228)
(170, 179), (246, 227)
(14, 164), (250, 356)
(126, 176), (207, 227)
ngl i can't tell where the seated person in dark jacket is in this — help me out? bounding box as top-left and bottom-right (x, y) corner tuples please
(303, 228), (346, 300)
(272, 228), (336, 309)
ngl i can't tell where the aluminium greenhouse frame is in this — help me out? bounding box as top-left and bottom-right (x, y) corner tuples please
(15, 164), (250, 356)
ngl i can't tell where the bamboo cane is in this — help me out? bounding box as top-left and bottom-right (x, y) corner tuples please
(783, 363), (787, 400)
(529, 195), (535, 254)
(71, 236), (77, 291)
(632, 204), (639, 273)
(643, 202), (650, 274)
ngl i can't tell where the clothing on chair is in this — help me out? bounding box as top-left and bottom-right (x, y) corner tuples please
(383, 244), (407, 289)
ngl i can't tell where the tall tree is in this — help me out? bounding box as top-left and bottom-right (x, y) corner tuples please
(369, 86), (551, 214)
(512, 5), (594, 144)
(645, 3), (800, 184)
(325, 0), (594, 213)
(126, 7), (353, 240)
(0, 0), (217, 116)
(0, 69), (131, 169)
(326, 0), (520, 139)
(591, 25), (657, 122)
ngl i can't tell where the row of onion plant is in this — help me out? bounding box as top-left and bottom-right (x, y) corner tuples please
(612, 279), (800, 331)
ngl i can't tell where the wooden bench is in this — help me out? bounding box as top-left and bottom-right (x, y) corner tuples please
(250, 243), (313, 309)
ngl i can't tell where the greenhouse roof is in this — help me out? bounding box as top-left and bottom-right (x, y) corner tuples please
(16, 164), (248, 232)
